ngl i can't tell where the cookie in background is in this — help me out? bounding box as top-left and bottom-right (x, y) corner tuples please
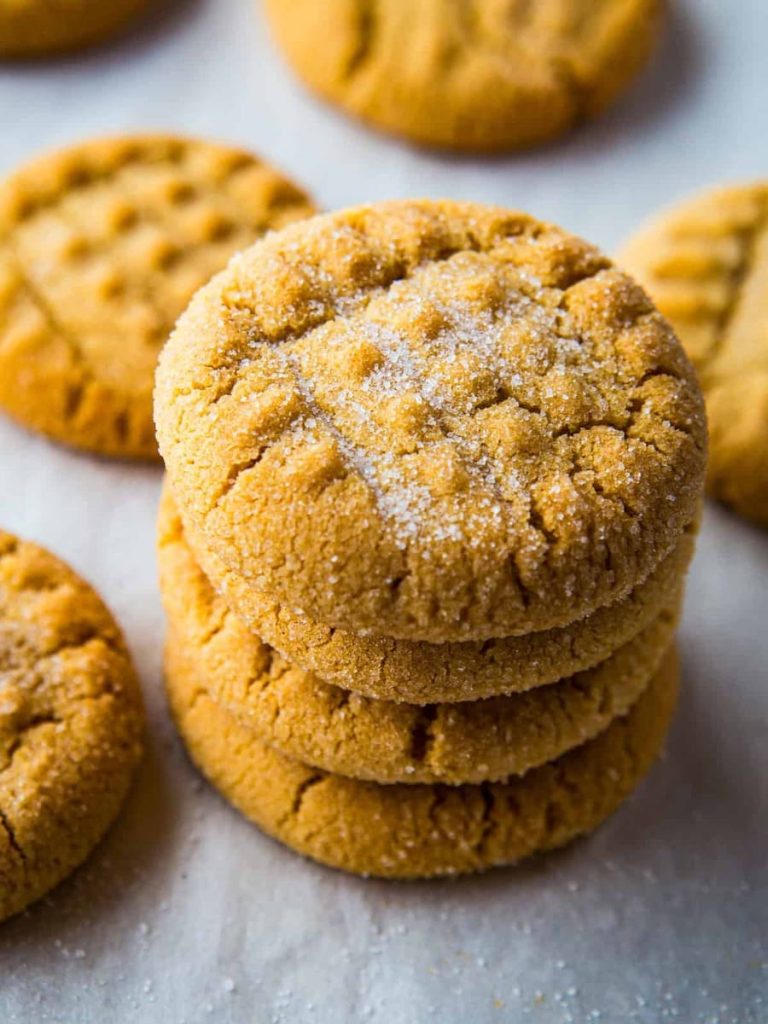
(263, 0), (664, 152)
(0, 135), (315, 460)
(0, 531), (144, 923)
(0, 0), (150, 58)
(620, 182), (768, 527)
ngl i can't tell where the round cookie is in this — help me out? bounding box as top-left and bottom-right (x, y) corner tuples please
(620, 183), (768, 527)
(0, 0), (149, 57)
(156, 200), (707, 643)
(162, 482), (695, 702)
(0, 135), (315, 460)
(158, 498), (680, 783)
(264, 0), (663, 152)
(166, 642), (679, 879)
(0, 531), (144, 923)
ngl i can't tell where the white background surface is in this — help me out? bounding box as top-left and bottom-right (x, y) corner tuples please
(0, 1), (766, 1021)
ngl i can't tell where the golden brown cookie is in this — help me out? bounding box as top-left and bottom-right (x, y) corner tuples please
(166, 640), (679, 878)
(0, 0), (149, 57)
(162, 481), (695, 702)
(158, 495), (680, 783)
(156, 200), (706, 643)
(264, 0), (663, 152)
(0, 531), (144, 923)
(0, 135), (315, 460)
(620, 183), (768, 527)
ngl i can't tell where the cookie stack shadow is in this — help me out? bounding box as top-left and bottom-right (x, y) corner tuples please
(154, 200), (707, 880)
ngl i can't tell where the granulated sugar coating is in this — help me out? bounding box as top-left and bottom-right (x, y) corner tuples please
(170, 476), (697, 702)
(157, 490), (681, 784)
(156, 200), (707, 643)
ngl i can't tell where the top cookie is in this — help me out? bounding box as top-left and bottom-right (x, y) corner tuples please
(264, 0), (663, 152)
(0, 135), (314, 459)
(156, 200), (706, 643)
(620, 182), (768, 526)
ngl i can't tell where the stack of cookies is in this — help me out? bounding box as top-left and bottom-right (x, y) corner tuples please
(155, 200), (707, 879)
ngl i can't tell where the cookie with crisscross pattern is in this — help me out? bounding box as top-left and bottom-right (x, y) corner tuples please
(621, 182), (768, 526)
(264, 0), (663, 151)
(156, 200), (706, 642)
(0, 135), (314, 459)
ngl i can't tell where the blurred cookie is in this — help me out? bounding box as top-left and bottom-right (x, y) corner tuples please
(158, 495), (680, 783)
(0, 135), (314, 459)
(156, 200), (706, 642)
(621, 182), (768, 526)
(264, 0), (663, 151)
(166, 639), (679, 878)
(0, 0), (149, 57)
(0, 531), (144, 923)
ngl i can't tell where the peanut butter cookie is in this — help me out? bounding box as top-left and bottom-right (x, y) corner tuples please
(0, 531), (144, 923)
(166, 640), (678, 878)
(156, 200), (706, 642)
(264, 0), (663, 152)
(621, 182), (768, 526)
(158, 493), (680, 783)
(0, 0), (149, 57)
(164, 482), (695, 702)
(0, 135), (314, 459)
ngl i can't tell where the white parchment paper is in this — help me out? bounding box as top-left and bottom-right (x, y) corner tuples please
(0, 1), (766, 1021)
